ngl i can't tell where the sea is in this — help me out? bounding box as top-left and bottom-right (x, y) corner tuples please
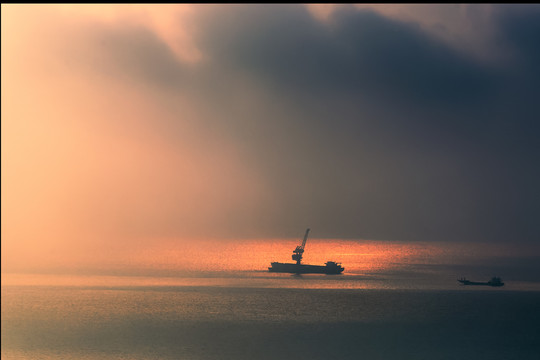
(2, 239), (540, 359)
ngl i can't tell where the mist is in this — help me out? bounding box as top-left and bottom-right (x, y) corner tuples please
(2, 5), (540, 273)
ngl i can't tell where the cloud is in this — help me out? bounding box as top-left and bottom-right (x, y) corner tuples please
(308, 4), (510, 63)
(2, 4), (540, 259)
(173, 5), (539, 242)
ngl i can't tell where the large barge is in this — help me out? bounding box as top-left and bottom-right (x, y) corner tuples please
(268, 228), (344, 275)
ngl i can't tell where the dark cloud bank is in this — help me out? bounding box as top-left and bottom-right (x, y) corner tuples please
(90, 5), (540, 243)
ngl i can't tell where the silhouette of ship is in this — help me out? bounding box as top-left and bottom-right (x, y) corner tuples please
(268, 228), (344, 274)
(457, 276), (505, 287)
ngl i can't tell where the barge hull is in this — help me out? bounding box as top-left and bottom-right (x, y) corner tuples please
(268, 262), (344, 274)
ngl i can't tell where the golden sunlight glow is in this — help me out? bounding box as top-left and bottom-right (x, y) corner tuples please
(2, 5), (533, 289)
(2, 4), (268, 276)
(2, 237), (528, 290)
(4, 237), (511, 275)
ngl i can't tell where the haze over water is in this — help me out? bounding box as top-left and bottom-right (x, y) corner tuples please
(3, 239), (540, 359)
(3, 4), (540, 360)
(3, 238), (540, 290)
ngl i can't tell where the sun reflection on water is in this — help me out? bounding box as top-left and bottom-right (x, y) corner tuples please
(3, 238), (535, 289)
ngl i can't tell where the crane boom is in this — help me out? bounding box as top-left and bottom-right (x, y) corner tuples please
(300, 228), (310, 250)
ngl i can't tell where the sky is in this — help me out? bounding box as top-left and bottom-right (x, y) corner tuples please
(2, 4), (540, 273)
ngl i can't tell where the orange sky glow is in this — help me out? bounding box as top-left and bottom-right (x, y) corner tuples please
(3, 5), (538, 280)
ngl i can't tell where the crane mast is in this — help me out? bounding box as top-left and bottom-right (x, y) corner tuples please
(292, 228), (310, 264)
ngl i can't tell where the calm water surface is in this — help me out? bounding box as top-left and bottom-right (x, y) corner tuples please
(2, 271), (540, 360)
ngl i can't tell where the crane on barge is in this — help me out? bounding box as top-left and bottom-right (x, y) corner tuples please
(292, 228), (310, 264)
(268, 228), (344, 274)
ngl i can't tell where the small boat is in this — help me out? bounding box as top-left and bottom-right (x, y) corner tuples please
(458, 276), (504, 287)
